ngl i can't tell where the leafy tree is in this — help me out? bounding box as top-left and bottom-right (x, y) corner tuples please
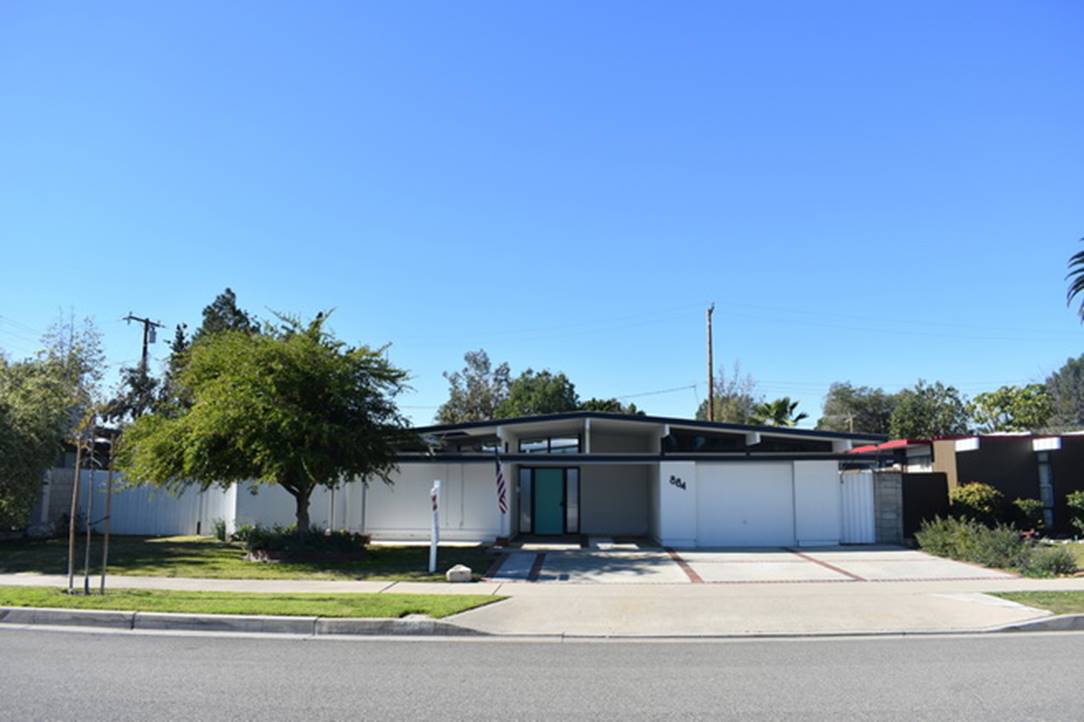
(751, 397), (808, 427)
(436, 349), (511, 424)
(578, 398), (645, 415)
(889, 380), (969, 438)
(116, 313), (411, 532)
(0, 357), (75, 528)
(968, 384), (1053, 432)
(495, 369), (579, 418)
(1066, 237), (1084, 321)
(816, 382), (898, 434)
(192, 288), (257, 342)
(103, 365), (160, 424)
(694, 363), (759, 423)
(1046, 354), (1084, 430)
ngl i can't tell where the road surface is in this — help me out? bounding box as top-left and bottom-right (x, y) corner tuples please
(2, 627), (1081, 720)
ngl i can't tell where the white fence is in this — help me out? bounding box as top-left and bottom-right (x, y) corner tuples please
(840, 470), (876, 544)
(78, 471), (235, 537)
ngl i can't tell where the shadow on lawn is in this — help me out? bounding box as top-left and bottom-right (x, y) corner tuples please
(0, 535), (497, 581)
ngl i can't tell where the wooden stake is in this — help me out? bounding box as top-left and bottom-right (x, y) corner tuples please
(66, 440), (83, 594)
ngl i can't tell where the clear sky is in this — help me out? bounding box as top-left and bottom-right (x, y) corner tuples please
(1, 1), (1082, 426)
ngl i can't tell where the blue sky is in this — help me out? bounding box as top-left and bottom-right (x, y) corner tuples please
(1, 1), (1081, 425)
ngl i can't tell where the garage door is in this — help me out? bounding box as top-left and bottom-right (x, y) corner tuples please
(696, 463), (795, 547)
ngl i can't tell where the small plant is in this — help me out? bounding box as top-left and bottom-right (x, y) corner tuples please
(235, 523), (370, 561)
(915, 516), (1077, 578)
(950, 482), (1004, 526)
(1067, 490), (1084, 537)
(231, 523), (257, 543)
(212, 518), (228, 542)
(1025, 545), (1077, 577)
(1012, 498), (1045, 532)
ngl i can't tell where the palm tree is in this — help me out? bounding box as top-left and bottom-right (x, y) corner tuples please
(751, 397), (809, 427)
(1066, 238), (1084, 320)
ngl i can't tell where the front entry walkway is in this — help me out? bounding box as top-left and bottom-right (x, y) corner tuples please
(486, 544), (1018, 584)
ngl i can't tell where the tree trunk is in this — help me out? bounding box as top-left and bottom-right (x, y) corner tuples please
(294, 491), (311, 534)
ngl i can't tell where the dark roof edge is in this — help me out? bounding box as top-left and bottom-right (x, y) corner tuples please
(395, 452), (889, 463)
(410, 411), (886, 442)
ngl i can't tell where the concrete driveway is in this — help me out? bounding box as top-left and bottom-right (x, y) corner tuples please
(487, 543), (1016, 584)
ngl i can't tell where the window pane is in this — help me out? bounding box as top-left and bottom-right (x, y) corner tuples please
(549, 437), (580, 454)
(519, 438), (549, 454)
(565, 469), (579, 533)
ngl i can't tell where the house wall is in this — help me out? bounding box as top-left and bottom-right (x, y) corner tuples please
(579, 464), (649, 536)
(931, 440), (959, 490)
(1050, 437), (1084, 535)
(793, 461), (842, 546)
(647, 464), (661, 541)
(955, 439), (1040, 502)
(657, 461), (697, 547)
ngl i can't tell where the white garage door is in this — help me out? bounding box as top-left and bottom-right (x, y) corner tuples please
(696, 463), (795, 547)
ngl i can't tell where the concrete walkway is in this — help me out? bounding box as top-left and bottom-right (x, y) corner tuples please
(3, 571), (1084, 637)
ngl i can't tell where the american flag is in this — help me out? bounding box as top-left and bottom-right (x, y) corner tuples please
(493, 450), (508, 514)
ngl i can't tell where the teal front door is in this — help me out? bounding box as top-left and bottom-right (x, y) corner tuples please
(533, 469), (565, 535)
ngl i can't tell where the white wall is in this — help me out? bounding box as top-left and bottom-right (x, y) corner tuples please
(363, 463), (501, 542)
(647, 464), (661, 541)
(793, 460), (842, 546)
(657, 461), (697, 547)
(579, 465), (649, 536)
(78, 472), (235, 537)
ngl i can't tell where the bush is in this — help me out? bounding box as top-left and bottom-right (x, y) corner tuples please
(231, 523), (256, 543)
(1067, 490), (1084, 537)
(1012, 498), (1045, 532)
(212, 518), (228, 542)
(234, 523), (369, 559)
(950, 482), (1004, 526)
(1026, 545), (1077, 577)
(915, 516), (1077, 577)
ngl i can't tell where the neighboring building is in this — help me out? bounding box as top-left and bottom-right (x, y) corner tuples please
(852, 433), (1084, 534)
(66, 412), (887, 548)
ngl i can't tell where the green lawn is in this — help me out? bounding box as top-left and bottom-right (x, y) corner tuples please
(994, 591), (1084, 616)
(0, 535), (498, 582)
(0, 585), (500, 618)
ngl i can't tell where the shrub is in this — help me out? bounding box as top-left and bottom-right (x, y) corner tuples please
(1012, 498), (1045, 532)
(235, 523), (369, 558)
(1067, 490), (1084, 537)
(1024, 545), (1077, 577)
(231, 523), (256, 543)
(915, 516), (1077, 577)
(950, 482), (1004, 526)
(212, 518), (228, 542)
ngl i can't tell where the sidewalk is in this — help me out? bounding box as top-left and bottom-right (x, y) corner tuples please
(3, 572), (1083, 637)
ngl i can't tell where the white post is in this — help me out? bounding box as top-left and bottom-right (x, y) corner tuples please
(429, 480), (441, 573)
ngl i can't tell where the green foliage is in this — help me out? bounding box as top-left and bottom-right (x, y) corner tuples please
(237, 523), (369, 556)
(695, 363), (759, 423)
(1066, 238), (1084, 321)
(212, 518), (228, 542)
(750, 397), (808, 427)
(915, 517), (1077, 577)
(1029, 546), (1077, 577)
(495, 369), (579, 417)
(115, 312), (412, 531)
(950, 482), (1004, 526)
(889, 380), (969, 439)
(578, 398), (645, 415)
(968, 384), (1053, 433)
(436, 349), (511, 423)
(0, 317), (104, 529)
(103, 364), (160, 425)
(192, 288), (258, 342)
(816, 382), (898, 434)
(1012, 498), (1045, 531)
(1066, 490), (1084, 536)
(1046, 354), (1084, 430)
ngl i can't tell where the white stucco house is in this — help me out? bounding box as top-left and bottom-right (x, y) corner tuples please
(73, 412), (886, 548)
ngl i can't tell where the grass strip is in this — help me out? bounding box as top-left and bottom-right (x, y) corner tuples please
(993, 591), (1084, 616)
(0, 586), (502, 619)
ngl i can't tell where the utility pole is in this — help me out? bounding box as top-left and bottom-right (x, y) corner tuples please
(706, 303), (715, 422)
(123, 313), (164, 370)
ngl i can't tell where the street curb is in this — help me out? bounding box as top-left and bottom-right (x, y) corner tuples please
(0, 607), (485, 637)
(993, 614), (1084, 633)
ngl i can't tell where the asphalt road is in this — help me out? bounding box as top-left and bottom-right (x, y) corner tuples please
(2, 628), (1082, 721)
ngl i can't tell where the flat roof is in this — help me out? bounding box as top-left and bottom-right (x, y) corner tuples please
(412, 411), (886, 442)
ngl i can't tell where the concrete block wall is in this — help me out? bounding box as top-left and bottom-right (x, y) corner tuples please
(873, 471), (903, 545)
